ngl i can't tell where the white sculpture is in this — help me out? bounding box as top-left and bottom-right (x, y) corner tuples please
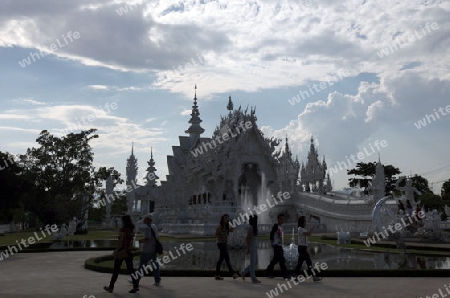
(395, 177), (421, 203)
(445, 205), (450, 217)
(372, 196), (395, 233)
(337, 232), (351, 244)
(52, 223), (68, 240)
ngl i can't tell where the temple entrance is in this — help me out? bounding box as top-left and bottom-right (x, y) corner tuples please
(238, 163), (261, 207)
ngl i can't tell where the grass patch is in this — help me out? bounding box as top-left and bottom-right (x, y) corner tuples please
(0, 229), (121, 246)
(0, 229), (220, 246)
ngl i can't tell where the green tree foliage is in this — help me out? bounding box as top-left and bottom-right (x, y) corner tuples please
(89, 193), (127, 222)
(18, 129), (99, 225)
(0, 152), (32, 223)
(418, 192), (445, 219)
(111, 193), (128, 216)
(410, 174), (432, 195)
(441, 179), (450, 201)
(394, 174), (432, 200)
(89, 167), (124, 221)
(347, 162), (401, 194)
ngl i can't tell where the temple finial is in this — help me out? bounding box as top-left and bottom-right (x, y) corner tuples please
(185, 85), (205, 138)
(227, 95), (234, 114)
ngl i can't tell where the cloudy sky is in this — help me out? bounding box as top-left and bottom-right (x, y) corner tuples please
(0, 0), (449, 193)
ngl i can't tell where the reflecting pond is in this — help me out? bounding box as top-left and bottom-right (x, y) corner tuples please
(49, 240), (450, 270)
(161, 241), (450, 270)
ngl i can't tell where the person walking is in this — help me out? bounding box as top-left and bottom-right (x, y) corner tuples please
(406, 200), (413, 217)
(133, 214), (161, 291)
(241, 215), (260, 283)
(104, 215), (139, 294)
(398, 200), (406, 215)
(265, 213), (289, 279)
(215, 214), (239, 280)
(294, 216), (322, 282)
(415, 204), (423, 224)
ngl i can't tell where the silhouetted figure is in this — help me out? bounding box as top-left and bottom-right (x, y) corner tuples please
(241, 215), (260, 283)
(398, 200), (406, 215)
(265, 213), (289, 279)
(104, 215), (139, 294)
(215, 214), (239, 280)
(294, 216), (322, 282)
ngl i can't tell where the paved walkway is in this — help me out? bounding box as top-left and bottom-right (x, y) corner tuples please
(0, 251), (447, 298)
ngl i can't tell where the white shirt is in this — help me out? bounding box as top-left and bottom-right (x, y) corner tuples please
(141, 223), (158, 253)
(298, 226), (308, 246)
(273, 225), (283, 245)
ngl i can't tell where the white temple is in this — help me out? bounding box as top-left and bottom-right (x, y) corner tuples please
(122, 87), (397, 235)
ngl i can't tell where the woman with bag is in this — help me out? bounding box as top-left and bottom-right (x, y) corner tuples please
(134, 214), (162, 290)
(215, 214), (240, 280)
(241, 215), (260, 283)
(104, 215), (139, 293)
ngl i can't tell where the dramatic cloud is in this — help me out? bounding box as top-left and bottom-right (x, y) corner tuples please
(0, 0), (449, 191)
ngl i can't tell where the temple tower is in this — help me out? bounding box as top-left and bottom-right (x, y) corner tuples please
(300, 136), (327, 192)
(185, 85), (205, 148)
(126, 143), (138, 213)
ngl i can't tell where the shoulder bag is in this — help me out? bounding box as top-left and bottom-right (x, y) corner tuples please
(150, 225), (163, 254)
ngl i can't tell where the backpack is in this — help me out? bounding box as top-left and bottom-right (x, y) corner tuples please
(269, 224), (278, 242)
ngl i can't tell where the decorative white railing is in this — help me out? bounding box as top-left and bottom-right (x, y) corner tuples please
(294, 193), (397, 220)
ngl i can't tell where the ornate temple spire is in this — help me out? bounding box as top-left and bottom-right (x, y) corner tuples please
(309, 135), (316, 153)
(327, 173), (332, 191)
(126, 143), (138, 184)
(126, 143), (138, 214)
(227, 96), (233, 114)
(301, 135), (327, 192)
(145, 147), (159, 186)
(185, 85), (205, 140)
(284, 135), (292, 160)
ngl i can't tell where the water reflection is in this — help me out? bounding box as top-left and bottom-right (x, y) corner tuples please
(47, 240), (450, 270)
(48, 240), (116, 249)
(161, 242), (450, 270)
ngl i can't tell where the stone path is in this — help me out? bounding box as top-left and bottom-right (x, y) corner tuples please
(0, 251), (447, 298)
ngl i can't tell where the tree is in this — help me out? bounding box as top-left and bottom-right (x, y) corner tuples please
(417, 192), (447, 220)
(89, 192), (127, 222)
(413, 175), (432, 194)
(89, 167), (124, 221)
(19, 129), (99, 225)
(347, 162), (401, 194)
(441, 179), (450, 201)
(0, 151), (34, 224)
